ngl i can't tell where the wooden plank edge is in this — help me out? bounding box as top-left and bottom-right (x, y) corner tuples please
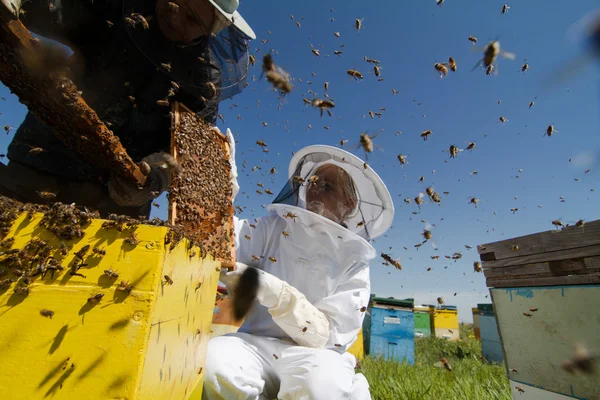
(477, 220), (600, 260)
(484, 256), (600, 279)
(486, 273), (600, 288)
(481, 244), (600, 269)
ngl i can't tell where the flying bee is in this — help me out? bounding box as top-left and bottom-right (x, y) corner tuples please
(293, 176), (305, 185)
(474, 261), (483, 272)
(486, 65), (494, 75)
(466, 142), (476, 150)
(356, 132), (382, 161)
(334, 32), (340, 38)
(355, 18), (363, 32)
(475, 41), (516, 72)
(468, 36), (478, 45)
(340, 139), (349, 147)
(373, 65), (381, 77)
(381, 253), (402, 270)
(392, 88), (398, 95)
(281, 231), (290, 239)
(164, 275), (174, 285)
(307, 175), (320, 186)
(422, 229), (432, 241)
(296, 21), (300, 28)
(515, 387), (525, 394)
(469, 197), (480, 207)
(311, 49), (320, 57)
(439, 357), (452, 371)
(501, 4), (510, 14)
(499, 116), (508, 124)
(562, 344), (598, 375)
(448, 145), (460, 158)
(324, 81), (329, 91)
(256, 140), (268, 148)
(521, 63), (529, 73)
(266, 71), (294, 94)
(420, 130), (432, 141)
(436, 0), (445, 7)
(431, 192), (441, 203)
(249, 54), (255, 66)
(40, 309), (54, 318)
(551, 219), (563, 229)
(448, 57), (457, 71)
(425, 186), (435, 198)
(334, 50), (343, 56)
(397, 154), (408, 166)
(414, 193), (425, 208)
(268, 256), (277, 263)
(156, 99), (170, 107)
(575, 219), (585, 228)
(347, 69), (363, 80)
(434, 62), (448, 78)
(311, 99), (335, 117)
(511, 207), (519, 213)
(437, 297), (444, 305)
(545, 124), (557, 137)
(270, 167), (277, 175)
(512, 245), (520, 251)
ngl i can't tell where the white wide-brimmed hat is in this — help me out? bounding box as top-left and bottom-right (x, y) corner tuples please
(208, 0), (256, 40)
(285, 145), (395, 240)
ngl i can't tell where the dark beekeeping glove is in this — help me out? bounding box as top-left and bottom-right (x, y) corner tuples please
(108, 152), (181, 207)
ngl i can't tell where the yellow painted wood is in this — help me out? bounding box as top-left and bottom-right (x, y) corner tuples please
(0, 212), (219, 400)
(348, 328), (364, 360)
(491, 286), (600, 400)
(472, 308), (481, 340)
(431, 309), (459, 341)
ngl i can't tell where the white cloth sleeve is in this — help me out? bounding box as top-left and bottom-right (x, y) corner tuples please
(313, 264), (371, 352)
(260, 274), (331, 348)
(233, 215), (270, 267)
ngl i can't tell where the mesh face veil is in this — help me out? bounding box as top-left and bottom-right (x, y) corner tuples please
(272, 146), (394, 241)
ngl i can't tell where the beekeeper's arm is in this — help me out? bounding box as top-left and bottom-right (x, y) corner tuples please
(227, 262), (369, 349)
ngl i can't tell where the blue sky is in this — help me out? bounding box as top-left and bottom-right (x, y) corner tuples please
(1, 0), (600, 322)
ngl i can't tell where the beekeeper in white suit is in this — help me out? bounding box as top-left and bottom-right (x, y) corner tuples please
(202, 131), (394, 400)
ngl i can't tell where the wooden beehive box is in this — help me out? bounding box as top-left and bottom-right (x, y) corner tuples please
(0, 206), (220, 400)
(478, 220), (600, 400)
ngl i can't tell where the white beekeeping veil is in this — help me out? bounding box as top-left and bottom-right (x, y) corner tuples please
(270, 145), (394, 240)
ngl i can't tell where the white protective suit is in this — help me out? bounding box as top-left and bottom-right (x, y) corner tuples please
(202, 140), (394, 400)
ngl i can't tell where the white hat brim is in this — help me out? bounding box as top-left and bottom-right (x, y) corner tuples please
(207, 0), (256, 40)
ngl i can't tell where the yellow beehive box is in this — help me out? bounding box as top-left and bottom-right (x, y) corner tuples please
(347, 328), (365, 360)
(431, 308), (460, 341)
(0, 211), (220, 400)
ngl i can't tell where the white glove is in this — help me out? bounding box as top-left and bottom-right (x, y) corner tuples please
(219, 261), (247, 294)
(225, 128), (239, 201)
(231, 265), (330, 348)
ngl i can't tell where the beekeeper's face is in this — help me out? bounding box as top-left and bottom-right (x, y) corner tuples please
(305, 164), (357, 224)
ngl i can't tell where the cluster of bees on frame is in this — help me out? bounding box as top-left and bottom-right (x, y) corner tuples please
(0, 196), (196, 315)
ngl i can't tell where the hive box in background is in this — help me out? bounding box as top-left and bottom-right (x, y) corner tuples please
(364, 296), (414, 364)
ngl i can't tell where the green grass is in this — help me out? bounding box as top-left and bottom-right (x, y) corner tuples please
(360, 324), (511, 400)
